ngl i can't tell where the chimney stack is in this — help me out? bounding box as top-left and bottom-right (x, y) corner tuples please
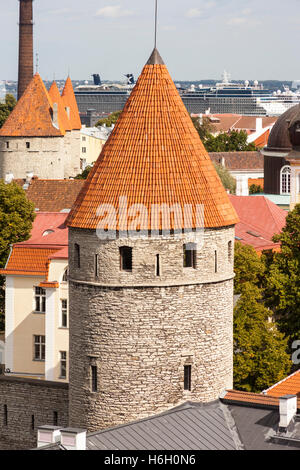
(18, 0), (34, 100)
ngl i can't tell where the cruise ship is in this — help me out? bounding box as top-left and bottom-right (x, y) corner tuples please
(75, 71), (300, 117)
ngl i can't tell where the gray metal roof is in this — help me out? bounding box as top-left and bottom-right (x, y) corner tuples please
(86, 401), (241, 451)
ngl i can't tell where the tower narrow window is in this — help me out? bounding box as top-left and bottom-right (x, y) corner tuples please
(26, 142), (30, 149)
(156, 254), (160, 277)
(183, 243), (197, 269)
(95, 254), (99, 277)
(215, 250), (218, 273)
(3, 405), (7, 426)
(184, 365), (192, 391)
(6, 142), (9, 149)
(120, 246), (132, 272)
(91, 365), (98, 392)
(74, 243), (80, 268)
(53, 411), (58, 426)
(228, 241), (233, 263)
(31, 415), (35, 430)
(60, 351), (67, 379)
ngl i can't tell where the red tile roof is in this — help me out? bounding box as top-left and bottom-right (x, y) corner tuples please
(209, 152), (264, 171)
(198, 114), (277, 134)
(67, 50), (239, 231)
(0, 213), (68, 277)
(61, 77), (82, 130)
(48, 81), (72, 133)
(23, 179), (85, 212)
(221, 390), (281, 409)
(229, 195), (287, 254)
(0, 74), (63, 138)
(264, 371), (300, 398)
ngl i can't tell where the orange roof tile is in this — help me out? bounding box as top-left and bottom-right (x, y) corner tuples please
(61, 77), (82, 130)
(265, 371), (300, 398)
(221, 390), (281, 408)
(48, 81), (72, 133)
(0, 74), (63, 137)
(67, 49), (239, 231)
(0, 247), (60, 277)
(39, 281), (59, 289)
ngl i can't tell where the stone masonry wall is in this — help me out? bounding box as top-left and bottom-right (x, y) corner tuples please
(0, 376), (68, 450)
(68, 226), (234, 431)
(0, 136), (65, 180)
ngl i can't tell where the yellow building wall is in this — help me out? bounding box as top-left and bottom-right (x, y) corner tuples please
(80, 134), (105, 167)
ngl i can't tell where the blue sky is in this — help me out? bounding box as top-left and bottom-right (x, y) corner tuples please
(2, 0), (300, 81)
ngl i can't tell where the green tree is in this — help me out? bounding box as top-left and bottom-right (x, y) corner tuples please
(191, 116), (216, 141)
(204, 130), (257, 153)
(234, 242), (265, 293)
(213, 163), (236, 194)
(249, 184), (263, 195)
(234, 283), (291, 392)
(263, 205), (300, 347)
(95, 110), (122, 128)
(75, 165), (93, 180)
(0, 182), (36, 330)
(0, 94), (16, 128)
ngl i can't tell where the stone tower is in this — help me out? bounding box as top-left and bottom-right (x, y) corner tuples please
(67, 49), (239, 431)
(18, 0), (34, 100)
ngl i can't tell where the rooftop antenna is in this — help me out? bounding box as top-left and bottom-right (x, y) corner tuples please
(154, 0), (158, 49)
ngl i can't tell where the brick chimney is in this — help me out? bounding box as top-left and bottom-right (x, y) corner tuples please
(18, 0), (34, 100)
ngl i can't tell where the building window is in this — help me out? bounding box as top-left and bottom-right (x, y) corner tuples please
(34, 335), (45, 361)
(61, 300), (68, 328)
(215, 250), (218, 273)
(74, 243), (80, 268)
(6, 142), (9, 149)
(280, 165), (291, 195)
(60, 351), (67, 379)
(82, 136), (86, 142)
(82, 147), (87, 154)
(3, 405), (7, 426)
(156, 254), (160, 277)
(183, 243), (197, 269)
(53, 411), (58, 426)
(228, 241), (233, 263)
(184, 365), (192, 391)
(91, 365), (98, 392)
(34, 287), (46, 313)
(26, 142), (30, 149)
(31, 415), (35, 430)
(95, 254), (99, 277)
(120, 246), (132, 272)
(62, 269), (68, 282)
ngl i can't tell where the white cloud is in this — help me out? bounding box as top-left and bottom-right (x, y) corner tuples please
(96, 5), (134, 18)
(227, 17), (247, 25)
(185, 8), (203, 18)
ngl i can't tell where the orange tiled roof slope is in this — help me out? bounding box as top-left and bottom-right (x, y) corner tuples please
(23, 178), (85, 212)
(221, 390), (280, 409)
(0, 247), (59, 277)
(48, 81), (72, 133)
(62, 77), (82, 130)
(0, 74), (63, 137)
(67, 49), (239, 230)
(264, 370), (300, 398)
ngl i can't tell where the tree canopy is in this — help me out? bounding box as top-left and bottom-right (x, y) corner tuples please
(95, 110), (122, 128)
(213, 162), (236, 194)
(204, 130), (257, 153)
(0, 94), (16, 129)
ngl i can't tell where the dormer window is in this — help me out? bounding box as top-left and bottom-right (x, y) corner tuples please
(42, 229), (54, 237)
(120, 247), (132, 272)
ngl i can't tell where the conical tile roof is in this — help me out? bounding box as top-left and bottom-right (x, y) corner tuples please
(0, 74), (63, 137)
(61, 77), (82, 130)
(48, 81), (72, 133)
(67, 49), (239, 230)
